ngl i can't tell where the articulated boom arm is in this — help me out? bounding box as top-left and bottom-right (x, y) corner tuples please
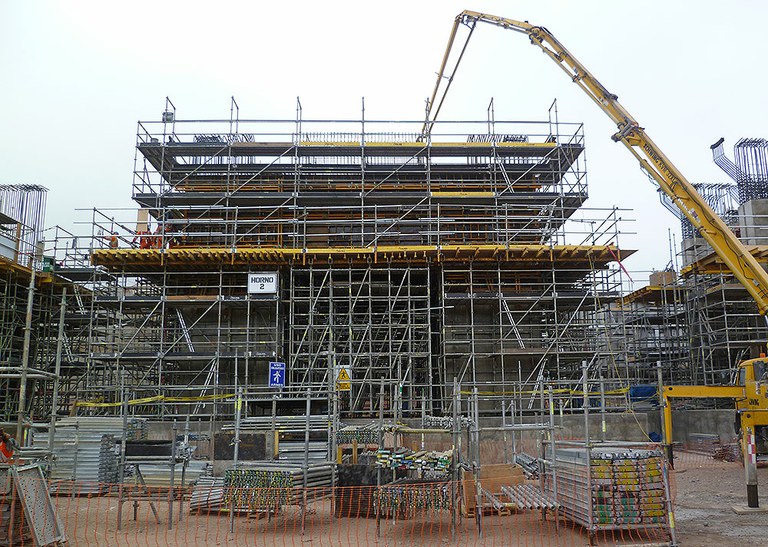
(427, 10), (768, 314)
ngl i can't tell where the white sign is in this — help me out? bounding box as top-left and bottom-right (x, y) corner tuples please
(248, 272), (278, 294)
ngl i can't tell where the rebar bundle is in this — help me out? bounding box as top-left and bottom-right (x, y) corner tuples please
(735, 138), (768, 202)
(0, 184), (47, 265)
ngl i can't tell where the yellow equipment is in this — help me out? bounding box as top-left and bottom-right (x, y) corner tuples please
(427, 10), (768, 507)
(662, 358), (768, 506)
(426, 10), (768, 313)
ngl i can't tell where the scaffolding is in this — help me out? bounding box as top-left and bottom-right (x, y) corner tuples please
(0, 187), (81, 430)
(620, 138), (768, 385)
(52, 99), (634, 419)
(611, 272), (690, 384)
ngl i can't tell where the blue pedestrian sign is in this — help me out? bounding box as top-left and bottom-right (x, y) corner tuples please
(269, 361), (286, 388)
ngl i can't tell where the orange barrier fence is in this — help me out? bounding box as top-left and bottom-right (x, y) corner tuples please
(3, 475), (678, 547)
(2, 447), (749, 546)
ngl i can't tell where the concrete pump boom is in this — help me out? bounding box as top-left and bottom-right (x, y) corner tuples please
(425, 10), (768, 315)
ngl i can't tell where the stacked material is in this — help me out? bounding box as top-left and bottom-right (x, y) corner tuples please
(423, 415), (470, 430)
(514, 452), (539, 479)
(190, 476), (225, 512)
(48, 433), (118, 495)
(376, 448), (452, 474)
(376, 479), (451, 516)
(222, 415), (330, 432)
(39, 417), (148, 494)
(688, 433), (720, 455)
(223, 462), (335, 512)
(500, 484), (558, 510)
(222, 415), (330, 462)
(461, 463), (524, 516)
(545, 445), (670, 536)
(712, 440), (740, 462)
(127, 460), (212, 488)
(277, 439), (327, 461)
(337, 425), (379, 445)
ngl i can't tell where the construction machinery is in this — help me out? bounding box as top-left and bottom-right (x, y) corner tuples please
(662, 358), (768, 506)
(426, 10), (768, 507)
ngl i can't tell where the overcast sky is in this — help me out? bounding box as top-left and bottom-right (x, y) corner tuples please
(2, 0), (766, 286)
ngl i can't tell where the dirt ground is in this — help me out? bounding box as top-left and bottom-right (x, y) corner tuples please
(38, 452), (768, 546)
(671, 453), (768, 546)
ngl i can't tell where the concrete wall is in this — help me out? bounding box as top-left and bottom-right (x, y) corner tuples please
(739, 199), (768, 246)
(144, 409), (737, 467)
(646, 409), (737, 443)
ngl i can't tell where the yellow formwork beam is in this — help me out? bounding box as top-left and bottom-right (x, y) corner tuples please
(662, 385), (745, 399)
(91, 243), (633, 270)
(681, 245), (768, 277)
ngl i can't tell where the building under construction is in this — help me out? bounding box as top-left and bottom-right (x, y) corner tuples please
(616, 138), (768, 386)
(0, 185), (80, 424)
(40, 100), (635, 420)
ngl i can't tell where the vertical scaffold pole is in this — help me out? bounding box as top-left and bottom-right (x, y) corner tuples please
(451, 377), (459, 538)
(16, 267), (36, 443)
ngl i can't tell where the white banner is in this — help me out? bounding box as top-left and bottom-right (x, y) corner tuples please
(248, 272), (278, 294)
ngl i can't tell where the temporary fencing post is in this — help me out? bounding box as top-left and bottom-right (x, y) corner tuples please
(230, 387), (242, 533)
(472, 387), (481, 537)
(168, 419), (177, 530)
(548, 384), (559, 532)
(451, 377), (459, 539)
(301, 388), (310, 535)
(376, 378), (384, 538)
(117, 371), (127, 531)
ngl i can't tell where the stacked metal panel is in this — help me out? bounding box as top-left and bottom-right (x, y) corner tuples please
(37, 417), (148, 494)
(47, 431), (117, 495)
(422, 415), (471, 430)
(544, 446), (670, 538)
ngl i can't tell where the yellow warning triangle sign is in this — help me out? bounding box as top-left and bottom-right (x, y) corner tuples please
(337, 368), (350, 381)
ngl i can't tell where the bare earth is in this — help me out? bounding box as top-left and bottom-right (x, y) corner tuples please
(672, 454), (768, 546)
(43, 452), (768, 546)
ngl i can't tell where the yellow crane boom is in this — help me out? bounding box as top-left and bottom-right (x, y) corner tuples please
(426, 10), (768, 314)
